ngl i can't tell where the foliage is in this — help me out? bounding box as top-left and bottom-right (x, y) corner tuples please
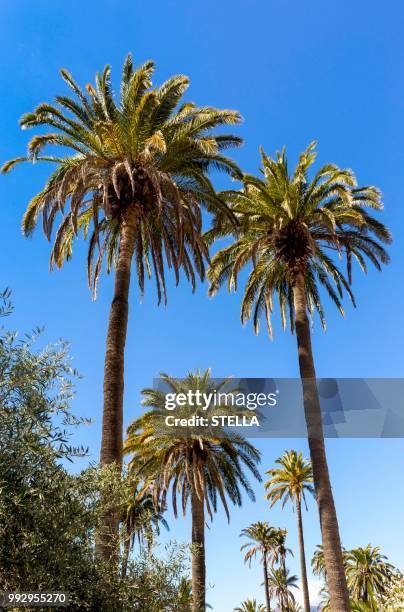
(315, 545), (401, 611)
(234, 599), (266, 612)
(121, 477), (168, 548)
(378, 572), (404, 610)
(207, 142), (391, 337)
(0, 311), (191, 611)
(2, 55), (243, 302)
(345, 545), (396, 606)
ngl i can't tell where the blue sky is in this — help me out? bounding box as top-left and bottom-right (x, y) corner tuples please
(1, 1), (404, 609)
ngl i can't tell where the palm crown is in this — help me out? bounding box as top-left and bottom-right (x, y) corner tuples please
(240, 521), (280, 566)
(265, 449), (314, 510)
(207, 142), (391, 335)
(234, 600), (266, 612)
(2, 54), (242, 301)
(123, 370), (261, 520)
(345, 545), (395, 603)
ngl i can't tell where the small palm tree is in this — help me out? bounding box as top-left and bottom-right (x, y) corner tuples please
(345, 545), (395, 606)
(120, 479), (169, 578)
(234, 600), (266, 612)
(265, 450), (314, 612)
(262, 528), (294, 612)
(240, 521), (280, 611)
(267, 567), (298, 612)
(207, 142), (391, 610)
(2, 55), (243, 559)
(124, 369), (261, 612)
(272, 528), (293, 575)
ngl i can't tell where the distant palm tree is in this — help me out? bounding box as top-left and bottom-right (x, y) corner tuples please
(271, 528), (294, 610)
(240, 522), (279, 611)
(265, 450), (314, 612)
(207, 142), (391, 610)
(234, 600), (266, 612)
(316, 544), (396, 610)
(120, 479), (169, 578)
(124, 369), (261, 612)
(2, 55), (242, 559)
(267, 567), (298, 612)
(272, 528), (293, 573)
(345, 545), (395, 606)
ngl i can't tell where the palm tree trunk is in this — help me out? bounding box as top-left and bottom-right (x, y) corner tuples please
(191, 487), (206, 612)
(292, 271), (350, 611)
(263, 553), (271, 612)
(281, 556), (287, 612)
(296, 497), (311, 612)
(96, 206), (137, 561)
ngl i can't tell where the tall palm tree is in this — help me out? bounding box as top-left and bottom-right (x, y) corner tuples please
(123, 369), (261, 612)
(265, 450), (314, 612)
(234, 600), (266, 612)
(345, 545), (395, 606)
(207, 142), (391, 610)
(120, 479), (169, 578)
(1, 56), (242, 559)
(267, 567), (298, 612)
(240, 521), (280, 611)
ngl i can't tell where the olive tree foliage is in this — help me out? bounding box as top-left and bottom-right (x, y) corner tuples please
(0, 296), (190, 611)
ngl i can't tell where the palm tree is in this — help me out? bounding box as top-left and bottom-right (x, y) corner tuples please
(1, 55), (242, 559)
(267, 567), (298, 612)
(315, 544), (397, 610)
(124, 369), (261, 612)
(240, 521), (280, 611)
(234, 600), (266, 612)
(265, 450), (314, 612)
(345, 545), (395, 606)
(272, 529), (294, 610)
(207, 142), (391, 610)
(120, 479), (169, 578)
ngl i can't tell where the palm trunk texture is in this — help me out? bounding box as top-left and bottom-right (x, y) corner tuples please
(191, 488), (206, 612)
(292, 271), (350, 611)
(97, 206), (137, 561)
(263, 553), (271, 612)
(296, 497), (311, 612)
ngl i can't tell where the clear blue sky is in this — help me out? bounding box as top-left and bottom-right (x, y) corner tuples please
(1, 1), (403, 609)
